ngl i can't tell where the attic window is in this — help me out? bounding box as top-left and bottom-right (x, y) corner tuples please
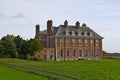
(78, 32), (81, 36)
(81, 32), (84, 35)
(84, 31), (87, 36)
(90, 32), (93, 37)
(66, 31), (69, 36)
(69, 31), (72, 35)
(75, 32), (78, 35)
(72, 31), (75, 36)
(87, 32), (90, 36)
(63, 31), (65, 34)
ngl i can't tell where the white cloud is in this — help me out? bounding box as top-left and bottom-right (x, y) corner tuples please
(0, 12), (25, 20)
(11, 13), (25, 19)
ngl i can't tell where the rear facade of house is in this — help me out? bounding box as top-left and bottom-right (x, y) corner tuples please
(35, 20), (103, 60)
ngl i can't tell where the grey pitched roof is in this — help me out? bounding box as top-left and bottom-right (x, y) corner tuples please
(51, 27), (59, 34)
(54, 25), (103, 39)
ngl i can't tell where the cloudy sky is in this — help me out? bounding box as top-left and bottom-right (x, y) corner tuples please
(0, 0), (120, 53)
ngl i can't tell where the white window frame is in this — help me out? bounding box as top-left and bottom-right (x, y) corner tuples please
(96, 39), (99, 46)
(91, 39), (94, 46)
(85, 39), (88, 46)
(60, 49), (63, 57)
(72, 31), (75, 36)
(60, 38), (64, 46)
(73, 49), (76, 57)
(66, 38), (69, 46)
(79, 50), (82, 57)
(67, 49), (69, 57)
(79, 38), (82, 46)
(78, 32), (81, 36)
(72, 38), (76, 46)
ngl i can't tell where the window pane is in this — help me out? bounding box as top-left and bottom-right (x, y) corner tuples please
(60, 38), (64, 46)
(60, 49), (63, 57)
(79, 50), (82, 57)
(73, 50), (76, 57)
(67, 50), (69, 57)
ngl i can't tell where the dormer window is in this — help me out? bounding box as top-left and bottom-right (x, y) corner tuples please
(81, 32), (84, 36)
(87, 32), (90, 36)
(75, 32), (78, 35)
(72, 31), (75, 36)
(78, 32), (81, 36)
(90, 32), (93, 37)
(69, 31), (72, 35)
(84, 31), (87, 36)
(66, 30), (69, 36)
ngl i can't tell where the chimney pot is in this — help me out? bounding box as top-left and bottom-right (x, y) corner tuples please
(76, 21), (80, 28)
(64, 20), (68, 28)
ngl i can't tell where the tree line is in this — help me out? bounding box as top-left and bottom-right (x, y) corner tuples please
(0, 35), (42, 60)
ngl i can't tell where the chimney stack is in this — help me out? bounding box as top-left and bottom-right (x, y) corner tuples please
(64, 20), (68, 28)
(35, 24), (40, 39)
(47, 20), (53, 35)
(76, 21), (80, 29)
(82, 23), (87, 27)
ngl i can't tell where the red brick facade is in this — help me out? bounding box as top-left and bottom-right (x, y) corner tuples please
(35, 20), (103, 60)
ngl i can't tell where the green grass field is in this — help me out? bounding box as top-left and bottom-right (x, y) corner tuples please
(0, 64), (54, 80)
(0, 58), (120, 80)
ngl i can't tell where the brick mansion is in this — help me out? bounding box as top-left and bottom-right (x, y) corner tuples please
(35, 20), (103, 60)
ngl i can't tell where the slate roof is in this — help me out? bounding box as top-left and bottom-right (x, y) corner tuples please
(39, 24), (103, 39)
(54, 25), (103, 39)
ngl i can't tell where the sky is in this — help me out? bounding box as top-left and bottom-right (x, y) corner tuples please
(0, 0), (120, 53)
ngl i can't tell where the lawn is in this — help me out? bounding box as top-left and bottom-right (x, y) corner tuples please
(0, 58), (120, 80)
(0, 64), (54, 80)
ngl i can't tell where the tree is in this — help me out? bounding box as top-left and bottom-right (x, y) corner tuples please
(14, 35), (25, 54)
(0, 35), (18, 58)
(28, 39), (42, 56)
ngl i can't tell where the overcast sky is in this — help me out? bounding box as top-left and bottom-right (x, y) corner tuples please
(0, 0), (120, 53)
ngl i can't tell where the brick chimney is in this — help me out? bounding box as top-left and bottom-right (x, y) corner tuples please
(64, 20), (68, 28)
(47, 20), (53, 35)
(35, 24), (40, 39)
(76, 21), (80, 29)
(82, 23), (87, 27)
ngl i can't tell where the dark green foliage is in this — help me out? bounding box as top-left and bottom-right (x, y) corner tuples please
(25, 54), (32, 60)
(0, 35), (17, 58)
(28, 39), (43, 56)
(0, 35), (42, 59)
(34, 56), (41, 61)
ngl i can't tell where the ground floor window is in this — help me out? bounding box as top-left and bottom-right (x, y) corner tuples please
(96, 50), (99, 56)
(91, 50), (94, 57)
(67, 50), (69, 57)
(50, 55), (52, 59)
(79, 50), (82, 57)
(85, 50), (88, 57)
(44, 54), (46, 59)
(73, 50), (76, 57)
(60, 49), (63, 57)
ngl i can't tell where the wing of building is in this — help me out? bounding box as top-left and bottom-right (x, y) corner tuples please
(35, 20), (103, 60)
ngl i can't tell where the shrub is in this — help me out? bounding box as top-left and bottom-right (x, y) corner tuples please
(25, 54), (31, 60)
(34, 56), (41, 61)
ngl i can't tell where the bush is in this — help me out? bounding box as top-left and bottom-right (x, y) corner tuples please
(34, 56), (41, 61)
(13, 52), (18, 58)
(25, 54), (31, 60)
